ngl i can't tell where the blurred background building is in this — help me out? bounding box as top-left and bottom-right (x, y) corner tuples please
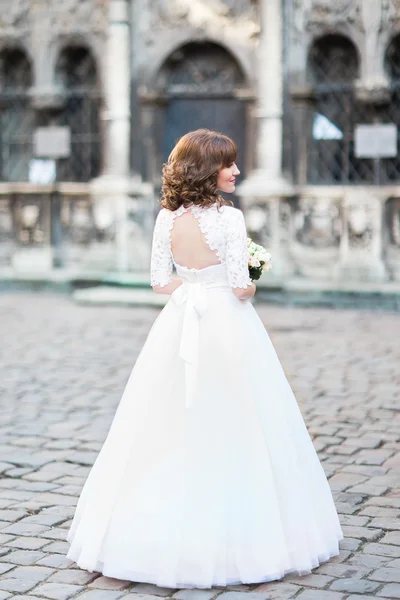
(1, 0), (400, 290)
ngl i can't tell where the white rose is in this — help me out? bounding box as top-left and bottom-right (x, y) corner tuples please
(249, 256), (261, 268)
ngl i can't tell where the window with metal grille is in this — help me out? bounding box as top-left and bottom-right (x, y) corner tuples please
(0, 48), (34, 182)
(307, 34), (364, 185)
(53, 46), (102, 182)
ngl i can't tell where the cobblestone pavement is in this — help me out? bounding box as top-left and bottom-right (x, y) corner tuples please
(0, 292), (399, 600)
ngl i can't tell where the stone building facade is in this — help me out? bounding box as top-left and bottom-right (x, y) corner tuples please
(0, 0), (400, 289)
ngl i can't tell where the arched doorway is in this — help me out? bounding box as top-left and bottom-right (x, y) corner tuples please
(156, 42), (250, 203)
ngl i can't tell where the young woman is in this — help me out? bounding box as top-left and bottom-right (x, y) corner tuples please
(67, 129), (343, 589)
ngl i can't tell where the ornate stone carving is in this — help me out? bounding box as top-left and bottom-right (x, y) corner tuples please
(151, 0), (259, 36)
(0, 0), (29, 29)
(305, 0), (360, 28)
(245, 203), (271, 248)
(0, 0), (107, 34)
(387, 0), (400, 23)
(16, 197), (48, 245)
(294, 198), (341, 248)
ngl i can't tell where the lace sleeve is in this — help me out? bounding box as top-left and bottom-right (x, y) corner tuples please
(150, 209), (173, 287)
(225, 209), (252, 289)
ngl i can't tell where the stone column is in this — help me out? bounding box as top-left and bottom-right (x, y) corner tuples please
(90, 0), (132, 272)
(237, 0), (293, 281)
(238, 0), (293, 199)
(104, 0), (131, 178)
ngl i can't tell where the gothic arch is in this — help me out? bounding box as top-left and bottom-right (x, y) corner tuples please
(307, 33), (360, 83)
(146, 36), (252, 92)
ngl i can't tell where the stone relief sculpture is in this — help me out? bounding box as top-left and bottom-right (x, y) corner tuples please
(150, 0), (259, 36)
(304, 0), (360, 28)
(0, 0), (29, 29)
(294, 198), (341, 248)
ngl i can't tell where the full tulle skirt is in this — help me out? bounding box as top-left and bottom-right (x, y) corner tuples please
(67, 273), (343, 588)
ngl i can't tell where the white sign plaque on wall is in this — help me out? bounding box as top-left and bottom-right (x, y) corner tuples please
(33, 126), (71, 159)
(354, 124), (398, 159)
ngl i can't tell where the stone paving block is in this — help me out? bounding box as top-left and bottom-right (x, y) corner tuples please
(338, 514), (369, 526)
(366, 498), (400, 509)
(0, 510), (28, 522)
(377, 584), (400, 598)
(348, 553), (390, 568)
(2, 550), (47, 565)
(42, 542), (70, 554)
(348, 483), (389, 495)
(388, 559), (400, 568)
(328, 473), (368, 492)
(74, 592), (125, 600)
(382, 533), (400, 545)
(6, 536), (51, 550)
(371, 567), (400, 583)
(359, 506), (400, 518)
(48, 569), (99, 585)
(172, 591), (220, 600)
(35, 555), (76, 569)
(349, 596), (393, 600)
(30, 582), (84, 600)
(252, 583), (301, 599)
(329, 577), (381, 593)
(296, 591), (345, 600)
(7, 564), (55, 581)
(338, 538), (361, 551)
(341, 525), (383, 541)
(214, 593), (270, 600)
(118, 596), (161, 600)
(0, 579), (38, 593)
(1, 522), (50, 537)
(287, 573), (334, 587)
(0, 563), (16, 575)
(369, 518), (400, 530)
(19, 514), (69, 527)
(364, 543), (400, 558)
(0, 593), (11, 600)
(131, 584), (176, 597)
(87, 576), (130, 590)
(316, 563), (372, 578)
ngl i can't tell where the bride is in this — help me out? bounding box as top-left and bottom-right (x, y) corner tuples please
(67, 129), (343, 589)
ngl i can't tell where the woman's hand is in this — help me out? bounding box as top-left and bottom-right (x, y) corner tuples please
(152, 278), (183, 295)
(232, 281), (256, 300)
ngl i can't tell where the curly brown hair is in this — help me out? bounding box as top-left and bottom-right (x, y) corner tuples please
(160, 129), (237, 211)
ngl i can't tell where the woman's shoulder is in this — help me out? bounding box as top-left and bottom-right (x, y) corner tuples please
(218, 204), (245, 222)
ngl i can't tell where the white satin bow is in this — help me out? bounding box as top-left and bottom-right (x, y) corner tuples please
(172, 282), (209, 408)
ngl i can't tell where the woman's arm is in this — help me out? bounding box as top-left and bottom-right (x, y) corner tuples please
(232, 281), (256, 300)
(152, 278), (183, 295)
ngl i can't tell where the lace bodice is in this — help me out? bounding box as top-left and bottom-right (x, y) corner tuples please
(150, 203), (252, 289)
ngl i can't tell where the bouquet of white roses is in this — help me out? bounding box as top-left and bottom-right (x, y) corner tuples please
(247, 238), (272, 281)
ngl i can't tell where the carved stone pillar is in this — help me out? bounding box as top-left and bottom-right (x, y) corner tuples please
(237, 0), (293, 279)
(104, 0), (131, 178)
(90, 0), (152, 273)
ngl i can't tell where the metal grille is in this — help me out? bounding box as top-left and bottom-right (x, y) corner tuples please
(0, 45), (102, 184)
(53, 46), (102, 182)
(0, 49), (34, 182)
(295, 34), (400, 185)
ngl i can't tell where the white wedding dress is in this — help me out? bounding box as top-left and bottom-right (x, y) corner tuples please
(67, 202), (343, 589)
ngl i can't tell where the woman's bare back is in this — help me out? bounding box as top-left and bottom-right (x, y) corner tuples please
(170, 212), (221, 270)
